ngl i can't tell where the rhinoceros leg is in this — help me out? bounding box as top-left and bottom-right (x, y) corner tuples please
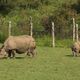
(31, 52), (34, 57)
(27, 52), (30, 56)
(11, 50), (15, 58)
(7, 50), (12, 58)
(30, 49), (35, 57)
(72, 51), (76, 57)
(7, 50), (15, 58)
(26, 49), (35, 57)
(71, 47), (78, 57)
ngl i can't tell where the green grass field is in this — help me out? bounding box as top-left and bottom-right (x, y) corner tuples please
(0, 47), (80, 80)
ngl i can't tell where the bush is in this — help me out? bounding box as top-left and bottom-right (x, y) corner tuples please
(36, 35), (52, 47)
(0, 31), (7, 43)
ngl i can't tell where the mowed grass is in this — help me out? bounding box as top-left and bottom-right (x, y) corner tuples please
(0, 47), (80, 80)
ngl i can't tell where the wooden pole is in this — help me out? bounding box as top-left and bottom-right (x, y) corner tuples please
(76, 24), (78, 42)
(52, 22), (55, 47)
(30, 16), (33, 37)
(73, 18), (76, 42)
(9, 21), (11, 36)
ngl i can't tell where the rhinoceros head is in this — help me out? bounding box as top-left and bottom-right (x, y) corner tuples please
(0, 45), (7, 58)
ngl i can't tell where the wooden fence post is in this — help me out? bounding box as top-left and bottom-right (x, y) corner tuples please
(52, 22), (55, 47)
(30, 16), (33, 37)
(9, 21), (11, 36)
(76, 24), (78, 42)
(73, 18), (76, 42)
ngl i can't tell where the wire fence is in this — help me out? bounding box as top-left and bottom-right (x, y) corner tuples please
(0, 17), (79, 47)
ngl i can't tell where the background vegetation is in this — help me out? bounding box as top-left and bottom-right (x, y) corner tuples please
(0, 0), (80, 47)
(0, 1), (80, 80)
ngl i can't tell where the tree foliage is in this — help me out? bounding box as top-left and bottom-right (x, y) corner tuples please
(0, 0), (80, 42)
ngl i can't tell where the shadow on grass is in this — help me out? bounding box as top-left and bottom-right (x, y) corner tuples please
(0, 56), (33, 60)
(65, 54), (80, 57)
(65, 55), (73, 57)
(15, 56), (25, 59)
(0, 56), (25, 60)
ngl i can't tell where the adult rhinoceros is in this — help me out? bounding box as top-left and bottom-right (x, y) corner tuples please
(71, 41), (80, 57)
(0, 35), (36, 58)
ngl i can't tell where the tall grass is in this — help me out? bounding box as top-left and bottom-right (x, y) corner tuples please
(36, 35), (73, 48)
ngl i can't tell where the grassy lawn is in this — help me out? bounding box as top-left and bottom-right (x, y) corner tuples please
(0, 47), (80, 80)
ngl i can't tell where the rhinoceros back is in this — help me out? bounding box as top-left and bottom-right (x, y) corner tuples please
(3, 35), (35, 52)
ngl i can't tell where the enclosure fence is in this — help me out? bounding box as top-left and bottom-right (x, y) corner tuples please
(0, 17), (79, 47)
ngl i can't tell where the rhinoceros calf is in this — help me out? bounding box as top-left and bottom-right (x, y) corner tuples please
(0, 35), (36, 58)
(71, 41), (80, 56)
